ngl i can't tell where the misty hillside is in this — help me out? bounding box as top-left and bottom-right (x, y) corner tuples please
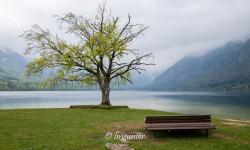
(0, 49), (151, 90)
(0, 49), (27, 79)
(149, 39), (250, 91)
(0, 49), (39, 90)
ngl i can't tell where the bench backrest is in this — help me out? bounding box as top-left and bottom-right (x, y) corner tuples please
(145, 115), (211, 124)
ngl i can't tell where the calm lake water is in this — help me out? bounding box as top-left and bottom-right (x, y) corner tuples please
(0, 91), (250, 119)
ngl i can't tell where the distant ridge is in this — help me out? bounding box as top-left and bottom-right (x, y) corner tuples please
(0, 48), (27, 79)
(0, 48), (151, 90)
(149, 38), (250, 91)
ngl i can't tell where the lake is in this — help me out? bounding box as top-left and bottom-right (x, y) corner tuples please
(0, 91), (250, 119)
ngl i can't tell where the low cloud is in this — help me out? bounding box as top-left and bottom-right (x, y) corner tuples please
(0, 0), (250, 76)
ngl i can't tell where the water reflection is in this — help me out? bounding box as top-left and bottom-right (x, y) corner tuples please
(0, 91), (249, 119)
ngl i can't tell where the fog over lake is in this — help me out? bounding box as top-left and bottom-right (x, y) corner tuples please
(0, 91), (249, 119)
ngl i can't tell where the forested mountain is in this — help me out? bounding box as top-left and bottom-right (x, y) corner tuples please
(149, 39), (250, 91)
(0, 49), (26, 78)
(0, 49), (38, 90)
(0, 48), (151, 90)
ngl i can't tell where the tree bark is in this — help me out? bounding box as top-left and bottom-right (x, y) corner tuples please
(100, 81), (111, 106)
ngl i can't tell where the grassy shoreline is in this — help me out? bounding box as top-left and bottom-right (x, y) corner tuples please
(0, 108), (249, 150)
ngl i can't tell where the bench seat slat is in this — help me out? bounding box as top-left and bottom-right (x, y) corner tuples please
(146, 120), (211, 123)
(146, 122), (215, 127)
(145, 115), (212, 123)
(146, 126), (216, 130)
(146, 115), (211, 120)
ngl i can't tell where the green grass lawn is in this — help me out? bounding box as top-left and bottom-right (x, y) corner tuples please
(0, 108), (249, 150)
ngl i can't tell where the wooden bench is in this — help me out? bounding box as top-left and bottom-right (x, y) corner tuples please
(145, 115), (216, 137)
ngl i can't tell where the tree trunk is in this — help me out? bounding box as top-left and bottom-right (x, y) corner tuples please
(100, 81), (111, 106)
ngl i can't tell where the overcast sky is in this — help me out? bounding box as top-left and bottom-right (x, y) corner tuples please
(0, 0), (250, 75)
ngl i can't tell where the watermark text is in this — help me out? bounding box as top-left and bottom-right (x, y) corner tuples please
(105, 131), (146, 140)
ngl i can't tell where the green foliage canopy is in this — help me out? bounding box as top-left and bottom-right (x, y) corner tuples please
(21, 4), (153, 90)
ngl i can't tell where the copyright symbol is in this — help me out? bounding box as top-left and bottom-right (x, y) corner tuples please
(105, 131), (113, 139)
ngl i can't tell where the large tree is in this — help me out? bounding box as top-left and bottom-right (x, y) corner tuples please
(21, 3), (153, 106)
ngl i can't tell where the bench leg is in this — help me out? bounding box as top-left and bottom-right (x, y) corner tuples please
(205, 129), (208, 137)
